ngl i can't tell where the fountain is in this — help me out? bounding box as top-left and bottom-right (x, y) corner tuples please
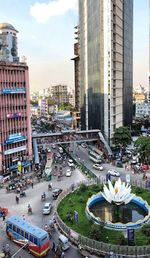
(86, 179), (150, 230)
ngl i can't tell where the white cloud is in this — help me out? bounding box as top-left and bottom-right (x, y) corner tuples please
(30, 0), (78, 23)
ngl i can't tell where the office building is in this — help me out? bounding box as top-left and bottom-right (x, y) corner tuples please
(50, 84), (68, 104)
(79, 0), (133, 141)
(71, 26), (80, 111)
(0, 23), (32, 175)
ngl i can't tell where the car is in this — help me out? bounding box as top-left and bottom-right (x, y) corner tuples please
(42, 202), (52, 215)
(131, 159), (137, 165)
(56, 153), (61, 158)
(66, 169), (72, 177)
(52, 144), (56, 149)
(93, 164), (104, 171)
(108, 169), (120, 177)
(52, 188), (63, 199)
(68, 159), (74, 166)
(81, 143), (87, 148)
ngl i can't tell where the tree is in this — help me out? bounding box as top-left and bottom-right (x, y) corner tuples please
(58, 102), (73, 111)
(135, 136), (150, 163)
(112, 126), (131, 147)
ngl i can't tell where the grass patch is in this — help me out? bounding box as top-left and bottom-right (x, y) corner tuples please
(57, 184), (150, 246)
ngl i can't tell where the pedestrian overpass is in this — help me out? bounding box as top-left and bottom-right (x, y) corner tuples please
(32, 129), (112, 164)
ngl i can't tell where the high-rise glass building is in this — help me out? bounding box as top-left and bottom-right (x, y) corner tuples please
(0, 23), (32, 175)
(79, 0), (133, 141)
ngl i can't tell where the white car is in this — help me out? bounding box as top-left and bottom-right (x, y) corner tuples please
(52, 144), (56, 149)
(42, 203), (52, 215)
(68, 159), (74, 167)
(93, 164), (104, 171)
(108, 169), (120, 177)
(66, 169), (72, 177)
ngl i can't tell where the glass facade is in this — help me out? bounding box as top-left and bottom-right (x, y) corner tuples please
(79, 0), (133, 139)
(123, 0), (133, 126)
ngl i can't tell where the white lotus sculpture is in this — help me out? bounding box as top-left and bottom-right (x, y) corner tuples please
(101, 178), (134, 205)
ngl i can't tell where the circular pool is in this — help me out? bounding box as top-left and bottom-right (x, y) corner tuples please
(86, 193), (150, 230)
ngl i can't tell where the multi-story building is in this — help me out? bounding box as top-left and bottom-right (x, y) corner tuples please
(50, 85), (68, 104)
(71, 26), (80, 111)
(136, 103), (150, 118)
(0, 23), (32, 175)
(79, 0), (133, 141)
(38, 98), (48, 116)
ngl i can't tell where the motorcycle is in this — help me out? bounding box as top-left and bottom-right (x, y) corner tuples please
(28, 206), (32, 215)
(20, 191), (26, 198)
(41, 193), (46, 201)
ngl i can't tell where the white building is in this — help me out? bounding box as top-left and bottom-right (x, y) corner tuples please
(38, 98), (48, 116)
(0, 23), (19, 63)
(136, 102), (150, 118)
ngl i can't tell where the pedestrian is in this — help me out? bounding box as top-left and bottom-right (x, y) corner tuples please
(52, 241), (55, 251)
(61, 251), (65, 258)
(2, 211), (5, 221)
(16, 195), (19, 204)
(22, 215), (25, 220)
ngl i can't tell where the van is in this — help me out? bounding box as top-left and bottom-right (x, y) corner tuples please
(58, 147), (63, 154)
(58, 234), (70, 251)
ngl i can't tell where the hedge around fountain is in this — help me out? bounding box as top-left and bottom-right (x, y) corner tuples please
(57, 184), (150, 246)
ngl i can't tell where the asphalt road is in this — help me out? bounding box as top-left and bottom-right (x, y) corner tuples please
(0, 166), (86, 258)
(0, 144), (146, 258)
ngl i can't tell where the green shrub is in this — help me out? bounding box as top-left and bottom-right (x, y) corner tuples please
(89, 224), (103, 241)
(79, 183), (88, 192)
(141, 224), (150, 236)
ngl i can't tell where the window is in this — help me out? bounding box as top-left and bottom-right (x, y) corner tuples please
(13, 225), (16, 232)
(25, 232), (28, 239)
(29, 235), (33, 242)
(9, 224), (12, 229)
(41, 236), (47, 242)
(21, 230), (24, 237)
(17, 228), (20, 234)
(34, 237), (38, 245)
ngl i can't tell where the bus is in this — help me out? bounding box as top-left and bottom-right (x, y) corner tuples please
(44, 152), (54, 180)
(89, 151), (102, 163)
(6, 216), (50, 257)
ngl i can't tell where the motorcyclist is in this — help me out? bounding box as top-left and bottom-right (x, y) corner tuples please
(42, 192), (46, 198)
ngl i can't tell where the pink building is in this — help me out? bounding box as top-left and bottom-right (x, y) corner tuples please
(0, 23), (32, 175)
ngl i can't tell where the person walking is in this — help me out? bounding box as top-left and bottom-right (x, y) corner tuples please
(16, 195), (19, 204)
(2, 210), (5, 221)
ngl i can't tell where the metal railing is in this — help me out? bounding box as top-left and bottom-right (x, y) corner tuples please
(55, 179), (150, 258)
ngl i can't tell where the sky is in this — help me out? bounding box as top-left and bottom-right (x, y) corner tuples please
(0, 0), (149, 92)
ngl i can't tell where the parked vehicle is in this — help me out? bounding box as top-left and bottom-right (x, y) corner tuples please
(42, 203), (52, 215)
(93, 164), (104, 171)
(108, 169), (120, 177)
(66, 169), (72, 177)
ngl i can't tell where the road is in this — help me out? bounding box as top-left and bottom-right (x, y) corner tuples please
(72, 143), (144, 182)
(0, 144), (146, 257)
(0, 166), (86, 258)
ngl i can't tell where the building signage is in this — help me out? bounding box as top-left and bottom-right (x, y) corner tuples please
(4, 134), (26, 144)
(7, 112), (22, 119)
(17, 161), (22, 173)
(4, 145), (26, 155)
(127, 229), (135, 242)
(1, 88), (26, 94)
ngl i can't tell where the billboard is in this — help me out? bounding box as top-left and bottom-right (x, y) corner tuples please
(4, 134), (26, 144)
(17, 161), (22, 173)
(7, 112), (22, 119)
(1, 88), (26, 94)
(4, 145), (26, 155)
